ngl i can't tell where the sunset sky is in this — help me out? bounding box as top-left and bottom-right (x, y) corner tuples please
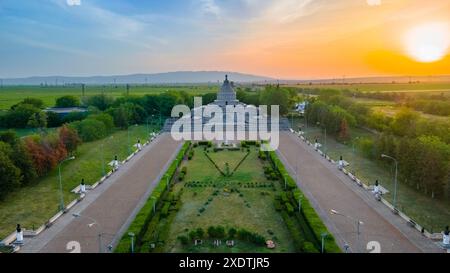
(0, 0), (449, 79)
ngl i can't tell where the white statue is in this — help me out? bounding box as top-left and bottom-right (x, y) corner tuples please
(443, 226), (450, 247)
(113, 155), (120, 171)
(80, 179), (86, 193)
(372, 180), (380, 194)
(16, 224), (23, 244)
(338, 156), (344, 170)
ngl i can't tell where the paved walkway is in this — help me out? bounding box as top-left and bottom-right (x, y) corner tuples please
(277, 132), (441, 253)
(20, 133), (181, 253)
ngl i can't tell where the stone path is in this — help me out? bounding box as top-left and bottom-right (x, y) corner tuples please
(277, 132), (442, 253)
(20, 133), (181, 253)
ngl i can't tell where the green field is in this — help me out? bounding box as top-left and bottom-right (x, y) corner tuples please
(163, 147), (295, 253)
(291, 82), (450, 93)
(0, 125), (155, 238)
(294, 119), (450, 232)
(346, 97), (450, 121)
(0, 85), (218, 110)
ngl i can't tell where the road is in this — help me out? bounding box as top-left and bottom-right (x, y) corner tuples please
(20, 133), (181, 253)
(277, 132), (441, 253)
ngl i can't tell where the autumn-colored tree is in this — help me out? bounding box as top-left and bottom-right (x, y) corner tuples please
(338, 119), (350, 142)
(24, 134), (68, 177)
(24, 137), (48, 177)
(59, 125), (81, 153)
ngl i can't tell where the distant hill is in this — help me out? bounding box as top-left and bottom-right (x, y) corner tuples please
(0, 71), (274, 85)
(279, 75), (450, 84)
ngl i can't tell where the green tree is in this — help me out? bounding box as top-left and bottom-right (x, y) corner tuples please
(27, 111), (47, 129)
(390, 108), (420, 137)
(90, 113), (114, 132)
(73, 118), (107, 141)
(55, 95), (80, 108)
(4, 103), (40, 128)
(415, 136), (450, 198)
(10, 98), (44, 110)
(110, 105), (130, 129)
(195, 228), (205, 239)
(85, 94), (114, 111)
(259, 85), (290, 115)
(0, 142), (22, 199)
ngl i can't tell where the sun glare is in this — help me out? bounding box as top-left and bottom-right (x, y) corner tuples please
(404, 22), (449, 63)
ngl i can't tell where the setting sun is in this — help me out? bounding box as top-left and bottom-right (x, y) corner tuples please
(404, 22), (450, 63)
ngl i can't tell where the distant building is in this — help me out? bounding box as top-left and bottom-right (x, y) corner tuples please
(44, 107), (87, 118)
(294, 102), (307, 115)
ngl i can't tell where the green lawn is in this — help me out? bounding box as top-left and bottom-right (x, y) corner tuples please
(0, 85), (217, 110)
(0, 125), (156, 238)
(145, 147), (296, 253)
(295, 120), (450, 232)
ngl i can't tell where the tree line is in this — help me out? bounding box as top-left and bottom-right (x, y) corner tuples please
(305, 90), (450, 199)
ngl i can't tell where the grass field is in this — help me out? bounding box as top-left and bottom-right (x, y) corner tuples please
(146, 146), (297, 253)
(0, 85), (218, 110)
(292, 118), (450, 232)
(0, 125), (155, 239)
(290, 82), (450, 93)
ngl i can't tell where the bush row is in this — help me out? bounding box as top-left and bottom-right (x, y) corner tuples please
(268, 150), (341, 253)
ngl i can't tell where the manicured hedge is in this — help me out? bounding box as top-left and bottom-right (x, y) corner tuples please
(268, 150), (341, 253)
(114, 141), (191, 253)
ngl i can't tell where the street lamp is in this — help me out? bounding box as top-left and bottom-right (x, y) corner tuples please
(298, 194), (303, 212)
(330, 209), (364, 253)
(128, 232), (135, 253)
(321, 232), (328, 253)
(100, 143), (105, 176)
(72, 213), (103, 253)
(352, 137), (360, 174)
(146, 114), (155, 138)
(381, 154), (399, 211)
(316, 122), (327, 156)
(58, 156), (75, 211)
(151, 196), (156, 214)
(127, 124), (138, 155)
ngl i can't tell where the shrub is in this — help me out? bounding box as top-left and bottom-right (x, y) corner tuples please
(207, 225), (226, 238)
(181, 166), (187, 175)
(188, 149), (194, 160)
(178, 172), (185, 181)
(177, 235), (189, 245)
(195, 228), (205, 239)
(236, 229), (265, 246)
(285, 203), (294, 215)
(274, 200), (282, 211)
(189, 230), (197, 241)
(281, 211), (304, 252)
(61, 111), (88, 124)
(228, 227), (237, 239)
(160, 202), (170, 218)
(304, 242), (320, 253)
